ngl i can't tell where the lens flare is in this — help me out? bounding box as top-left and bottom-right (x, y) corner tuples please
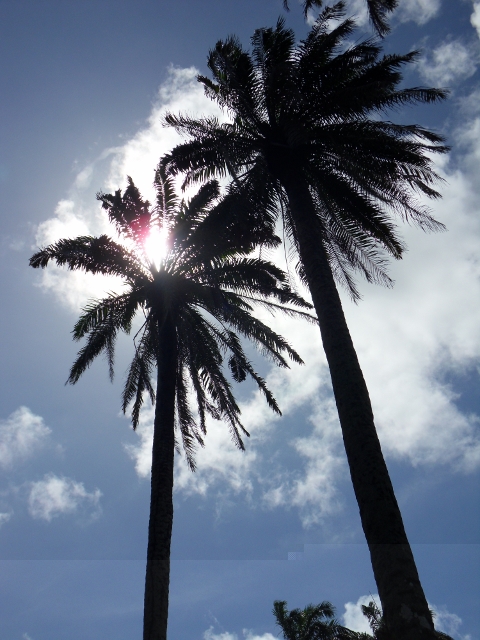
(144, 226), (169, 271)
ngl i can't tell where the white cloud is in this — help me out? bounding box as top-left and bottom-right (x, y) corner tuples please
(125, 402), (260, 498)
(28, 474), (102, 522)
(344, 159), (480, 473)
(456, 89), (480, 174)
(0, 407), (51, 469)
(344, 0), (369, 27)
(203, 629), (276, 640)
(431, 604), (472, 639)
(262, 394), (345, 526)
(204, 632), (236, 640)
(342, 594), (380, 634)
(0, 512), (12, 528)
(123, 407), (155, 479)
(471, 2), (480, 39)
(342, 595), (472, 639)
(418, 40), (478, 86)
(32, 197), (124, 310)
(105, 66), (220, 199)
(397, 0), (441, 25)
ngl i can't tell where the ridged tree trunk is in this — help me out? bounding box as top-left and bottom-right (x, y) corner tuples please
(143, 313), (177, 640)
(279, 165), (436, 640)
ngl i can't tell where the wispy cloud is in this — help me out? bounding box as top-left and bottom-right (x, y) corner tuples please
(471, 1), (480, 39)
(418, 39), (478, 86)
(28, 474), (102, 522)
(0, 512), (12, 528)
(430, 605), (473, 640)
(396, 0), (441, 25)
(0, 406), (51, 470)
(203, 629), (276, 640)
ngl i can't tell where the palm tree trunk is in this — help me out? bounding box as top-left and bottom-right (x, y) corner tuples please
(143, 313), (177, 640)
(280, 168), (436, 640)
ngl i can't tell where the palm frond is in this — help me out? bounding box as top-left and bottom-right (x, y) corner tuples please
(283, 0), (397, 37)
(30, 235), (146, 281)
(175, 365), (203, 471)
(98, 178), (152, 250)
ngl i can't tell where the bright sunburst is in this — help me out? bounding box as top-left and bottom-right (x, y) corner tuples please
(144, 225), (170, 271)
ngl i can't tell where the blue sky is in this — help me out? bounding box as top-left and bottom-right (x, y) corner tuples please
(0, 0), (479, 638)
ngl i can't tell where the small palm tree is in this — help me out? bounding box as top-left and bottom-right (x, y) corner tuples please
(283, 0), (397, 36)
(273, 599), (455, 640)
(161, 6), (448, 639)
(273, 600), (370, 639)
(29, 166), (313, 640)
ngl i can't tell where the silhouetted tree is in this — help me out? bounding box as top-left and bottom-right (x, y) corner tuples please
(161, 6), (448, 639)
(30, 166), (313, 640)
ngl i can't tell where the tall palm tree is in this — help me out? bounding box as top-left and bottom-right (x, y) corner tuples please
(161, 5), (449, 639)
(29, 166), (313, 640)
(282, 0), (397, 36)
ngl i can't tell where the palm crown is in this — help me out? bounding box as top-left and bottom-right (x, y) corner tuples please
(30, 166), (312, 468)
(163, 2), (448, 301)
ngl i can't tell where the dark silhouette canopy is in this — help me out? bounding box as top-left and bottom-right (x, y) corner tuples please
(161, 5), (449, 639)
(30, 166), (313, 640)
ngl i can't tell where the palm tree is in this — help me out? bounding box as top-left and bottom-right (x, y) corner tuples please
(282, 0), (397, 36)
(272, 599), (454, 640)
(160, 5), (449, 639)
(359, 600), (453, 640)
(29, 166), (313, 640)
(273, 600), (369, 639)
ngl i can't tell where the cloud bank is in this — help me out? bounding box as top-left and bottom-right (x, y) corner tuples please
(396, 0), (441, 25)
(418, 40), (478, 86)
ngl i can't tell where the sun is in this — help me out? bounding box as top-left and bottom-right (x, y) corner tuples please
(144, 225), (169, 271)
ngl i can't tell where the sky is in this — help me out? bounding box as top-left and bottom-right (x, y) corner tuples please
(0, 0), (479, 638)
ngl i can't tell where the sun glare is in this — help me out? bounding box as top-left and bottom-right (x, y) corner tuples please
(144, 225), (169, 271)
